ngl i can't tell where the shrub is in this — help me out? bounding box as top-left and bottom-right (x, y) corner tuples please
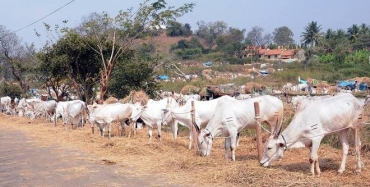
(0, 82), (23, 99)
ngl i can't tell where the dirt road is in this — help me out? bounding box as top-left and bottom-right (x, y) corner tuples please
(0, 128), (178, 187)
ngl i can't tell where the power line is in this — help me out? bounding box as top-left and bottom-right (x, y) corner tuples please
(12, 0), (75, 33)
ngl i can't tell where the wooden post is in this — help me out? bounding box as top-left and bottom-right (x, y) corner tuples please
(254, 101), (263, 162)
(191, 100), (199, 151)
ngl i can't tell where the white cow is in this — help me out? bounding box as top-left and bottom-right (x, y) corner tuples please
(0, 96), (11, 113)
(87, 103), (133, 138)
(26, 100), (57, 121)
(62, 100), (86, 128)
(291, 95), (333, 112)
(177, 94), (201, 105)
(130, 97), (179, 141)
(233, 93), (252, 100)
(17, 98), (42, 116)
(175, 94), (200, 105)
(198, 95), (284, 161)
(51, 100), (84, 126)
(161, 95), (236, 149)
(260, 93), (364, 176)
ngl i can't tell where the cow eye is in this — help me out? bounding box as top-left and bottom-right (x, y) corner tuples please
(267, 147), (272, 150)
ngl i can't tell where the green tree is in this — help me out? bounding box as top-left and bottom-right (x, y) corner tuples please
(38, 30), (103, 103)
(0, 25), (38, 93)
(0, 82), (23, 99)
(109, 59), (159, 99)
(166, 20), (183, 37)
(77, 0), (194, 103)
(166, 21), (192, 37)
(182, 23), (193, 37)
(170, 37), (203, 59)
(346, 24), (360, 44)
(301, 21), (323, 48)
(272, 26), (294, 46)
(359, 23), (369, 35)
(216, 27), (246, 58)
(196, 21), (227, 49)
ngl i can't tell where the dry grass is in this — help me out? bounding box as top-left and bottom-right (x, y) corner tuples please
(1, 112), (370, 187)
(120, 90), (149, 105)
(180, 85), (200, 95)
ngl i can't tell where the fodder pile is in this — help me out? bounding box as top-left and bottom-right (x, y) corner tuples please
(180, 85), (200, 95)
(353, 77), (370, 85)
(120, 90), (149, 105)
(244, 82), (265, 94)
(1, 106), (370, 186)
(104, 96), (118, 104)
(202, 69), (214, 82)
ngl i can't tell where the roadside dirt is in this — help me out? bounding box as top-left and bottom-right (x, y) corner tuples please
(1, 112), (369, 187)
(0, 123), (180, 187)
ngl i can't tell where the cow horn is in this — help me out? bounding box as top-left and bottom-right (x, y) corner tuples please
(273, 118), (281, 138)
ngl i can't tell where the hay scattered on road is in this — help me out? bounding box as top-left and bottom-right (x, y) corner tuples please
(1, 111), (369, 186)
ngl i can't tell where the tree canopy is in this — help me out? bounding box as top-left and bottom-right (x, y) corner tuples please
(273, 26), (294, 46)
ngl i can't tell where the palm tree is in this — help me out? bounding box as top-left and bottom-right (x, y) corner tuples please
(359, 23), (369, 35)
(325, 29), (336, 39)
(301, 21), (323, 48)
(346, 24), (360, 43)
(336, 29), (346, 39)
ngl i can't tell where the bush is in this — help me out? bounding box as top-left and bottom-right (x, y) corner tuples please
(0, 82), (23, 99)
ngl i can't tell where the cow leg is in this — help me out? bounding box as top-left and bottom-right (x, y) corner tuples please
(236, 132), (240, 147)
(108, 123), (112, 139)
(148, 126), (153, 140)
(91, 122), (96, 134)
(230, 134), (238, 161)
(337, 130), (349, 174)
(99, 124), (105, 137)
(309, 140), (321, 176)
(157, 124), (162, 142)
(80, 115), (85, 127)
(120, 122), (124, 137)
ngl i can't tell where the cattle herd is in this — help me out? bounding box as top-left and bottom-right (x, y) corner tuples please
(0, 92), (369, 176)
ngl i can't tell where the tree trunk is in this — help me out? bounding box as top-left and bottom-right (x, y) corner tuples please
(98, 74), (109, 104)
(98, 60), (114, 104)
(10, 65), (29, 93)
(2, 51), (29, 93)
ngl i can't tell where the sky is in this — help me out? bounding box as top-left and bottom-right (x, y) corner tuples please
(1, 0), (370, 50)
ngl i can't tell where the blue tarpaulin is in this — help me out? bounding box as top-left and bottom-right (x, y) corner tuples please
(298, 76), (307, 84)
(338, 81), (356, 87)
(204, 61), (212, 66)
(359, 83), (368, 91)
(259, 70), (270, 74)
(156, 75), (169, 80)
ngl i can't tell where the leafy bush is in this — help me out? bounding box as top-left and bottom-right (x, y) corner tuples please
(0, 82), (23, 98)
(319, 54), (335, 63)
(344, 49), (370, 64)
